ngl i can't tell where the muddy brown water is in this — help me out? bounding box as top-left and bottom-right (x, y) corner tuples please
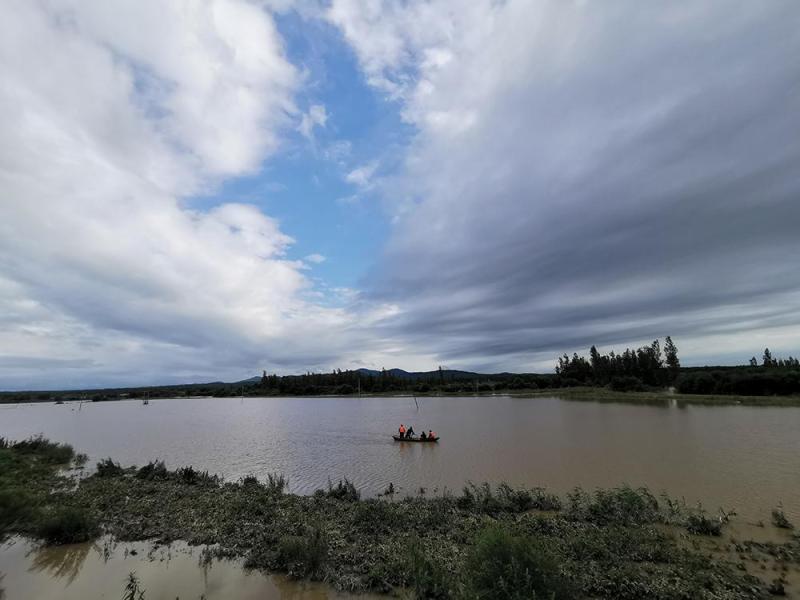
(2, 394), (800, 599)
(0, 536), (376, 600)
(1, 394), (798, 521)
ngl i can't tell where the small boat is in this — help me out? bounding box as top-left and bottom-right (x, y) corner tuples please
(393, 435), (439, 443)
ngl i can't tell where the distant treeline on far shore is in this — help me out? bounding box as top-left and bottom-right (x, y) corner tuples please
(2, 339), (799, 403)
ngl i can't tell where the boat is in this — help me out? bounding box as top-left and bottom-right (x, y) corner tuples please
(392, 435), (439, 443)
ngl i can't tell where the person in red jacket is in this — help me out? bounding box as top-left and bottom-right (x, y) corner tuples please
(398, 424), (406, 439)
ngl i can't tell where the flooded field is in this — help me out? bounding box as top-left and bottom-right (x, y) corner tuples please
(1, 394), (798, 521)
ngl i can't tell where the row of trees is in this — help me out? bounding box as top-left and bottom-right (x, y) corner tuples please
(555, 337), (680, 388)
(750, 348), (800, 368)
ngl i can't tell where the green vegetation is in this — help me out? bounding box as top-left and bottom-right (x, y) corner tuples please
(771, 507), (794, 530)
(463, 526), (574, 600)
(1, 438), (799, 598)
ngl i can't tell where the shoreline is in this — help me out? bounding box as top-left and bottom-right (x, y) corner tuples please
(3, 386), (800, 407)
(2, 439), (798, 598)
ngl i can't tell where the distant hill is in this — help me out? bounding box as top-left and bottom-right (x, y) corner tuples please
(356, 368), (483, 381)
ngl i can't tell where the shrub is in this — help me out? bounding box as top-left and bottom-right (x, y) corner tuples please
(12, 435), (74, 464)
(95, 458), (123, 477)
(175, 466), (218, 486)
(321, 478), (360, 502)
(772, 507), (794, 530)
(0, 488), (34, 531)
(463, 526), (573, 600)
(135, 460), (168, 480)
(404, 539), (451, 598)
(240, 474), (260, 487)
(567, 486), (661, 525)
(36, 507), (98, 544)
(686, 513), (722, 536)
(266, 472), (287, 494)
(277, 526), (328, 577)
(610, 376), (645, 392)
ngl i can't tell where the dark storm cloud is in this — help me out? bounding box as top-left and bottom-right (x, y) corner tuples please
(362, 1), (800, 367)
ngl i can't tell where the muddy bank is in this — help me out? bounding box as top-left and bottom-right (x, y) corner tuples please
(2, 438), (799, 598)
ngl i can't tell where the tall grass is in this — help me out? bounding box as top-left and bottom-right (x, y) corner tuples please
(463, 525), (574, 600)
(9, 435), (74, 464)
(36, 507), (98, 545)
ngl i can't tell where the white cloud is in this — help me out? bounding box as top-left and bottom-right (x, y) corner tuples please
(305, 253), (327, 264)
(298, 103), (328, 139)
(0, 0), (383, 389)
(345, 161), (378, 187)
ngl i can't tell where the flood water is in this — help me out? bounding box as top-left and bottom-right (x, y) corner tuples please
(0, 536), (374, 600)
(1, 394), (799, 522)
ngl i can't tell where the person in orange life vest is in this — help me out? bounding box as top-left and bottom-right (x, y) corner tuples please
(398, 424), (406, 439)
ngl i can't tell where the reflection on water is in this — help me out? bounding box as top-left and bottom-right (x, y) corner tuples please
(0, 537), (375, 600)
(1, 395), (799, 520)
(28, 539), (92, 584)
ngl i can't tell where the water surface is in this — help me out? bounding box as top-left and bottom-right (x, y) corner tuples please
(1, 394), (798, 520)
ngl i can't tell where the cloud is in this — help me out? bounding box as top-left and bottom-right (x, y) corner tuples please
(345, 161), (378, 187)
(298, 103), (328, 139)
(305, 253), (327, 264)
(0, 0), (381, 389)
(329, 0), (800, 369)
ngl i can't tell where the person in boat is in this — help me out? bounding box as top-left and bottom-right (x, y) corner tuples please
(420, 430), (427, 440)
(406, 425), (415, 438)
(428, 430), (436, 440)
(398, 424), (406, 439)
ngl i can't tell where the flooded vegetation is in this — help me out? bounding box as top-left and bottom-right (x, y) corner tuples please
(1, 436), (800, 598)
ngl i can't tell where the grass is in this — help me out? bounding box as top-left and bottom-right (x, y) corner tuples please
(36, 507), (99, 545)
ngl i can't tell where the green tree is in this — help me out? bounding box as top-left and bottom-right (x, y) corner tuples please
(763, 348), (773, 367)
(664, 336), (680, 379)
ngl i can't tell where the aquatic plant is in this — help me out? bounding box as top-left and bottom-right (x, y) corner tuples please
(95, 458), (124, 477)
(566, 486), (661, 526)
(36, 507), (98, 545)
(0, 488), (34, 532)
(266, 472), (287, 494)
(175, 466), (218, 486)
(240, 474), (260, 487)
(771, 507), (794, 529)
(277, 526), (328, 577)
(686, 512), (722, 536)
(135, 460), (168, 481)
(404, 538), (451, 599)
(122, 572), (145, 600)
(463, 525), (574, 600)
(320, 478), (360, 502)
(11, 435), (74, 464)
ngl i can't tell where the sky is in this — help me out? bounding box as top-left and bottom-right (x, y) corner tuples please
(1, 0), (799, 390)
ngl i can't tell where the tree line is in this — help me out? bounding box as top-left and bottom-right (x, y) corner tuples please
(555, 337), (680, 390)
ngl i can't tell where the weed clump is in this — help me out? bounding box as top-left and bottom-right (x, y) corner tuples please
(319, 478), (360, 502)
(464, 525), (574, 600)
(771, 507), (793, 530)
(175, 466), (218, 486)
(458, 483), (562, 514)
(135, 460), (168, 481)
(686, 512), (722, 536)
(12, 435), (74, 464)
(266, 473), (287, 494)
(36, 506), (98, 545)
(277, 526), (328, 577)
(404, 538), (451, 598)
(566, 486), (661, 525)
(95, 458), (124, 477)
(0, 489), (34, 532)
